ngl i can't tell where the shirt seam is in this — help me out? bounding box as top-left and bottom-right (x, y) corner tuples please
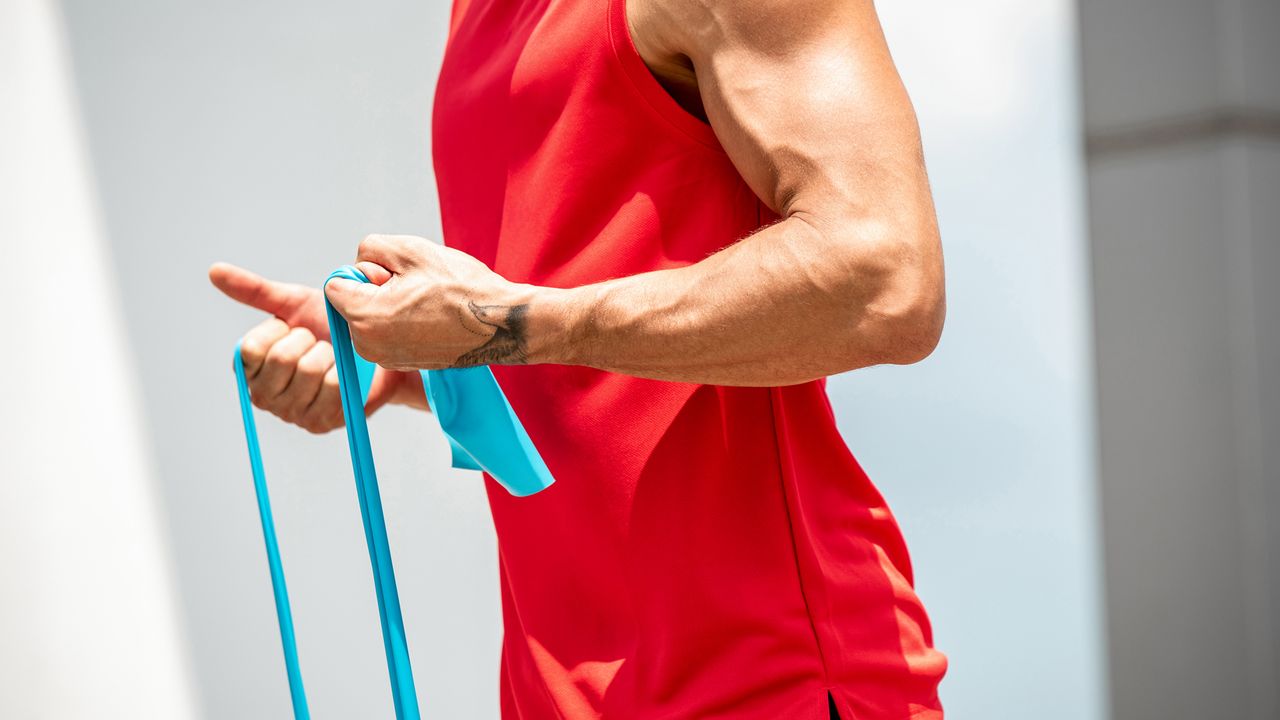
(767, 387), (834, 689)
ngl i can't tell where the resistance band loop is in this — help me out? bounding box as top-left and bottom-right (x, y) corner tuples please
(232, 266), (420, 719)
(233, 264), (555, 718)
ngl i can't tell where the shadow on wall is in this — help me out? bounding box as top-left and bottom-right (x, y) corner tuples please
(1, 0), (196, 716)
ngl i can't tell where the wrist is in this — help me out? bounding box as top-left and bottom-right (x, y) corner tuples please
(522, 283), (596, 367)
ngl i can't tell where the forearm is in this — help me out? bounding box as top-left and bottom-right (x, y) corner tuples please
(523, 215), (943, 386)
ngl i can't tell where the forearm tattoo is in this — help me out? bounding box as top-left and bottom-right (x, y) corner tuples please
(453, 300), (530, 367)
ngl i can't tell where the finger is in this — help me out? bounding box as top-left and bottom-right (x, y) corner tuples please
(239, 317), (290, 378)
(278, 341), (333, 421)
(299, 366), (344, 434)
(324, 278), (378, 319)
(363, 367), (404, 415)
(392, 370), (431, 412)
(250, 327), (316, 404)
(210, 262), (309, 317)
(355, 261), (393, 285)
(356, 234), (422, 272)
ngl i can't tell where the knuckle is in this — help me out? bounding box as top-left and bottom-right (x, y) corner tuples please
(322, 371), (341, 392)
(265, 339), (304, 369)
(242, 320), (287, 359)
(295, 358), (322, 378)
(240, 341), (265, 364)
(297, 352), (329, 377)
(262, 346), (290, 371)
(240, 335), (270, 362)
(358, 234), (385, 257)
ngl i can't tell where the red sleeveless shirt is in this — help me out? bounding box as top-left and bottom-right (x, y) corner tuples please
(432, 1), (947, 717)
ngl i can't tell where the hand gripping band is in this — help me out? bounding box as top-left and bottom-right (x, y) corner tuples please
(232, 265), (554, 718)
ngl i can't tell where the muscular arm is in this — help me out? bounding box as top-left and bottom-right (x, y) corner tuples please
(521, 0), (944, 385)
(324, 0), (942, 389)
(215, 0), (941, 431)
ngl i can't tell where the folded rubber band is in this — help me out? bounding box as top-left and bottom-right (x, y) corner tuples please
(232, 265), (554, 718)
(324, 266), (419, 719)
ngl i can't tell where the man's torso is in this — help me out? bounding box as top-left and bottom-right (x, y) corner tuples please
(433, 1), (946, 717)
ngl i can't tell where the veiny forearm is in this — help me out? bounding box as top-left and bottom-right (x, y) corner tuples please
(523, 214), (943, 386)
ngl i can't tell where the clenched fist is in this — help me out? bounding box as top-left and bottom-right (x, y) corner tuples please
(322, 234), (563, 371)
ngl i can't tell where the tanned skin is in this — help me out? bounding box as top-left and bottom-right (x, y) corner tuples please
(210, 0), (944, 433)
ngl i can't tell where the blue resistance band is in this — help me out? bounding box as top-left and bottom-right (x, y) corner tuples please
(234, 344), (312, 718)
(233, 265), (554, 718)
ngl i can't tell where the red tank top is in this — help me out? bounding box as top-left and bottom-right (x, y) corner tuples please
(432, 1), (947, 717)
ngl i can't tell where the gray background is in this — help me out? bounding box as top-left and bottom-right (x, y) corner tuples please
(1080, 0), (1280, 717)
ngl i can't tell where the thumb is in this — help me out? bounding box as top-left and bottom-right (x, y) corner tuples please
(209, 262), (307, 317)
(323, 277), (378, 318)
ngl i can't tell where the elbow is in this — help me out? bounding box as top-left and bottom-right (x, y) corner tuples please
(852, 233), (946, 367)
(791, 209), (945, 372)
(880, 288), (945, 365)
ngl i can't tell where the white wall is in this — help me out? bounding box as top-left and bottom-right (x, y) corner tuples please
(57, 1), (500, 717)
(0, 1), (196, 717)
(835, 3), (1107, 718)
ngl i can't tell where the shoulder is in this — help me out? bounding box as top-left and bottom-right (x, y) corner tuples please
(631, 0), (878, 61)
